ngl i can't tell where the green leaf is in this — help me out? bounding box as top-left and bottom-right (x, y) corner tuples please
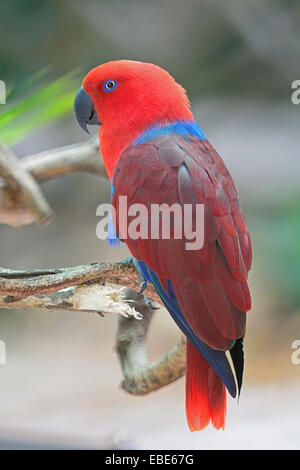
(0, 72), (80, 145)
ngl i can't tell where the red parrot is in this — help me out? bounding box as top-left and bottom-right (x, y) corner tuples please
(74, 60), (252, 431)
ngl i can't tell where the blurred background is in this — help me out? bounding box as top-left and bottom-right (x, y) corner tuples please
(0, 0), (300, 449)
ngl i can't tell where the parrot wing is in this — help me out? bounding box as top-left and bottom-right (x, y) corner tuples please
(112, 134), (252, 396)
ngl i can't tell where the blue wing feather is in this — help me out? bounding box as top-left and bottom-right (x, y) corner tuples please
(138, 261), (237, 398)
(108, 184), (120, 247)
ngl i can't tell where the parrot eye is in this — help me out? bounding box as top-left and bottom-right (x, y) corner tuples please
(103, 80), (118, 92)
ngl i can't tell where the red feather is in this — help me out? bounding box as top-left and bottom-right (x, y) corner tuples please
(112, 134), (252, 430)
(186, 341), (226, 431)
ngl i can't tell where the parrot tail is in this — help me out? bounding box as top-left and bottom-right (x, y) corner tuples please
(185, 340), (227, 431)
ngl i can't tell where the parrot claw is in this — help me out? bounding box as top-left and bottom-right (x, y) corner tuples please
(137, 280), (147, 295)
(119, 256), (133, 265)
(119, 256), (148, 294)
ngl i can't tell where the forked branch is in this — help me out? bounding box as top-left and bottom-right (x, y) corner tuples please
(0, 137), (186, 394)
(0, 136), (105, 227)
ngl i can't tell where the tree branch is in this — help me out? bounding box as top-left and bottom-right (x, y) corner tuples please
(0, 263), (111, 299)
(117, 313), (186, 395)
(0, 135), (106, 227)
(0, 260), (186, 393)
(21, 135), (106, 182)
(0, 141), (54, 226)
(0, 136), (186, 396)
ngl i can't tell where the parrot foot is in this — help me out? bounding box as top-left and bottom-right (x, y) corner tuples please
(120, 256), (147, 294)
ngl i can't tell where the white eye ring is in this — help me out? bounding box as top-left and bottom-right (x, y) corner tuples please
(103, 80), (118, 92)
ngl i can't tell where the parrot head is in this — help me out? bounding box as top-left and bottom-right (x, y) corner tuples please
(74, 60), (194, 178)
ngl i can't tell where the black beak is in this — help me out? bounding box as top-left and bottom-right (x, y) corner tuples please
(74, 88), (101, 134)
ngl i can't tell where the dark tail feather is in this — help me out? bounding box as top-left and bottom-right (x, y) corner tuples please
(186, 340), (226, 431)
(229, 337), (244, 396)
